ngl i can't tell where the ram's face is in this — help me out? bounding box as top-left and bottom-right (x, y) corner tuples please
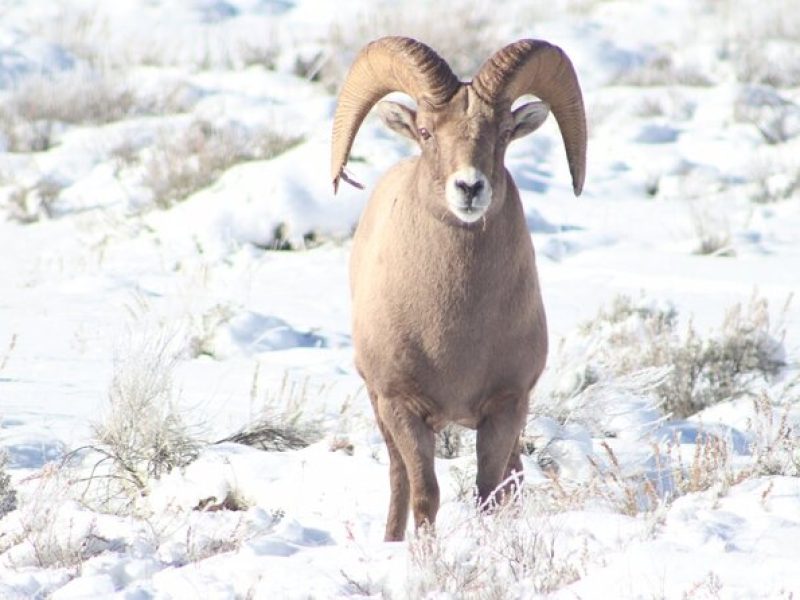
(378, 86), (550, 225)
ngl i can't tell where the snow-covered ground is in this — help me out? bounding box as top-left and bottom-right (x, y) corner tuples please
(1, 0), (799, 598)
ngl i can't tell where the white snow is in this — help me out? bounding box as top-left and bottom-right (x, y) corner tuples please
(1, 0), (799, 598)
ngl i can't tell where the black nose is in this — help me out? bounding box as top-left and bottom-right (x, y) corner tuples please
(455, 179), (484, 204)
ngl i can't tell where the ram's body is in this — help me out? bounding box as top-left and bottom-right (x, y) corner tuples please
(350, 157), (546, 431)
(331, 37), (586, 541)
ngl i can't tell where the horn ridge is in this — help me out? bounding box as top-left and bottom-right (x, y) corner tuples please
(473, 39), (587, 195)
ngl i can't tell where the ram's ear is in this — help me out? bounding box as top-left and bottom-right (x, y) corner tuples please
(377, 101), (418, 141)
(511, 101), (550, 141)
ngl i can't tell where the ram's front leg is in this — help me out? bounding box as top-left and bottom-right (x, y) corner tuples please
(369, 390), (411, 541)
(374, 395), (439, 537)
(475, 392), (528, 509)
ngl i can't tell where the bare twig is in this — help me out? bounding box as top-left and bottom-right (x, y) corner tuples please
(0, 334), (17, 372)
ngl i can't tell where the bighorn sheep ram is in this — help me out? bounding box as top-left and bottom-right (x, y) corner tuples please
(331, 36), (586, 541)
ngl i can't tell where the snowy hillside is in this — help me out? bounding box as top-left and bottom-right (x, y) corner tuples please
(0, 0), (799, 597)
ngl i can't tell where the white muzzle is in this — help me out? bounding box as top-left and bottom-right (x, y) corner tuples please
(445, 167), (492, 224)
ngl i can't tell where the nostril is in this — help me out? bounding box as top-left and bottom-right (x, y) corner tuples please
(454, 179), (484, 200)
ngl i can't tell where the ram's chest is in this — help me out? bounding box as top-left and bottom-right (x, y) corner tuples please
(371, 232), (501, 330)
(352, 228), (541, 407)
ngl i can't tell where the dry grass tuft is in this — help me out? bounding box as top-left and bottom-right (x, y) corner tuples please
(0, 334), (16, 373)
(7, 70), (136, 127)
(748, 157), (800, 204)
(218, 369), (322, 452)
(689, 202), (733, 256)
(139, 120), (303, 210)
(310, 1), (505, 91)
(0, 68), (197, 155)
(0, 451), (17, 521)
(405, 489), (590, 598)
(612, 53), (714, 87)
(3, 177), (68, 224)
(436, 424), (474, 459)
(0, 466), (116, 570)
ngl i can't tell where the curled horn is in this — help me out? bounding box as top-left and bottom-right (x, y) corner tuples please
(331, 36), (460, 193)
(473, 40), (587, 195)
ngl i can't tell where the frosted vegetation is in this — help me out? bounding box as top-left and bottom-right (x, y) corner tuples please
(0, 0), (799, 598)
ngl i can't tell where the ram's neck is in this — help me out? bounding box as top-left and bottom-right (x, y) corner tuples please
(392, 172), (529, 310)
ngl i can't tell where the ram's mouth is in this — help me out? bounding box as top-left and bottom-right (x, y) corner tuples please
(450, 204), (487, 223)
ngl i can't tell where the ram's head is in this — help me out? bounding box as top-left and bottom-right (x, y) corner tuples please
(331, 36), (586, 224)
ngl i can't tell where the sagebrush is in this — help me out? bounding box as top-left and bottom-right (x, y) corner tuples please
(79, 328), (201, 513)
(553, 293), (786, 418)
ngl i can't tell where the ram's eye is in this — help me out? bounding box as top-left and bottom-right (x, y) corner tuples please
(418, 127), (431, 140)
